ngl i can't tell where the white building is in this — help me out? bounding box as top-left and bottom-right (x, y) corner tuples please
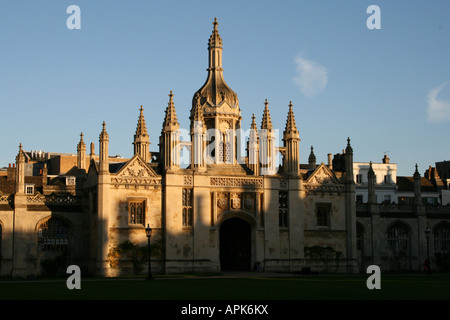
(354, 155), (398, 204)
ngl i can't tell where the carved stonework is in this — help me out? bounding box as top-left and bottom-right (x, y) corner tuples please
(303, 184), (344, 195)
(210, 177), (263, 188)
(307, 165), (339, 185)
(231, 193), (241, 209)
(243, 193), (255, 213)
(184, 176), (193, 186)
(217, 192), (229, 213)
(279, 179), (288, 189)
(26, 192), (80, 205)
(0, 194), (12, 204)
(118, 158), (156, 178)
(112, 156), (160, 186)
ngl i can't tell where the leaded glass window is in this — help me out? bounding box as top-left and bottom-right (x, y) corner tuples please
(434, 224), (450, 253)
(129, 200), (145, 225)
(388, 224), (409, 254)
(38, 218), (69, 252)
(316, 203), (331, 227)
(183, 188), (193, 227)
(278, 191), (288, 228)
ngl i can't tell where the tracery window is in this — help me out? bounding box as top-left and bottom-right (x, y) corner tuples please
(387, 223), (409, 254)
(434, 223), (450, 253)
(129, 200), (145, 225)
(278, 191), (288, 228)
(182, 188), (193, 227)
(38, 218), (69, 252)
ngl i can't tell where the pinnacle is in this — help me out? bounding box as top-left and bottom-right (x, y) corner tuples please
(135, 105), (148, 136)
(163, 90), (179, 128)
(261, 99), (273, 130)
(284, 101), (298, 132)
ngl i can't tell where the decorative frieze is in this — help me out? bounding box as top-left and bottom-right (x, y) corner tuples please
(210, 177), (263, 188)
(26, 192), (80, 205)
(215, 191), (256, 215)
(303, 183), (344, 195)
(0, 194), (13, 204)
(110, 177), (161, 186)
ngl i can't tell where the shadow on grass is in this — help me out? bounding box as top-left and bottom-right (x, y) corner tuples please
(0, 273), (449, 300)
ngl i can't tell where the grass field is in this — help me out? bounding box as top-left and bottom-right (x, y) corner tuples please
(0, 273), (449, 301)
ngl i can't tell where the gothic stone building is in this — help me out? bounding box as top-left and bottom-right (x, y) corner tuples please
(0, 19), (449, 278)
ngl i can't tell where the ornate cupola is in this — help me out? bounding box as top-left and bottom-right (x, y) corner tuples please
(191, 18), (241, 165)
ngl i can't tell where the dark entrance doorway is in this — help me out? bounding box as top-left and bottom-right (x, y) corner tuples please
(219, 218), (251, 271)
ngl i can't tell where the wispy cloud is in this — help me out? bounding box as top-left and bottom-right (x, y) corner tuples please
(293, 55), (328, 97)
(427, 82), (450, 123)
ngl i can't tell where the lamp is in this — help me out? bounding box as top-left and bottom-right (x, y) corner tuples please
(424, 227), (431, 275)
(145, 224), (153, 280)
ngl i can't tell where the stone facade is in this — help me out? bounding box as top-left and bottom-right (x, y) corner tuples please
(0, 19), (449, 278)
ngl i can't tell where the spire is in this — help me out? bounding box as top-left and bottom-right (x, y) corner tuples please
(99, 121), (109, 141)
(308, 146), (316, 169)
(284, 101), (298, 133)
(193, 92), (204, 122)
(251, 113), (257, 131)
(163, 91), (179, 129)
(99, 122), (109, 174)
(249, 113), (258, 141)
(208, 17), (223, 51)
(134, 106), (151, 162)
(16, 143), (24, 163)
(77, 132), (86, 151)
(135, 106), (148, 136)
(77, 132), (87, 170)
(414, 163), (421, 179)
(261, 99), (273, 130)
(345, 137), (353, 154)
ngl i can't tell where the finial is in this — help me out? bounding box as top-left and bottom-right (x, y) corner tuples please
(102, 121), (106, 130)
(80, 132), (84, 141)
(19, 143), (23, 151)
(213, 17), (218, 30)
(347, 137), (351, 146)
(310, 145), (314, 152)
(415, 163), (418, 172)
(289, 101), (293, 108)
(264, 99), (268, 108)
(140, 105), (143, 112)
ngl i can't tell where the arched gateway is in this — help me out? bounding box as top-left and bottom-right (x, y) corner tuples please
(219, 217), (251, 271)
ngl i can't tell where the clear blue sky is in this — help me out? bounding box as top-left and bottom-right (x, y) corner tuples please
(1, 0), (449, 176)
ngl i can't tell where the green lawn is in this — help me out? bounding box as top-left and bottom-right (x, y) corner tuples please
(0, 273), (449, 300)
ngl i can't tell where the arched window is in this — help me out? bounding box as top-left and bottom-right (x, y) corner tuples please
(38, 218), (69, 252)
(388, 223), (409, 254)
(434, 223), (450, 254)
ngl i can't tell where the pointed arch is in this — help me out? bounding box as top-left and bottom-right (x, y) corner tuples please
(433, 221), (450, 254)
(36, 215), (72, 252)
